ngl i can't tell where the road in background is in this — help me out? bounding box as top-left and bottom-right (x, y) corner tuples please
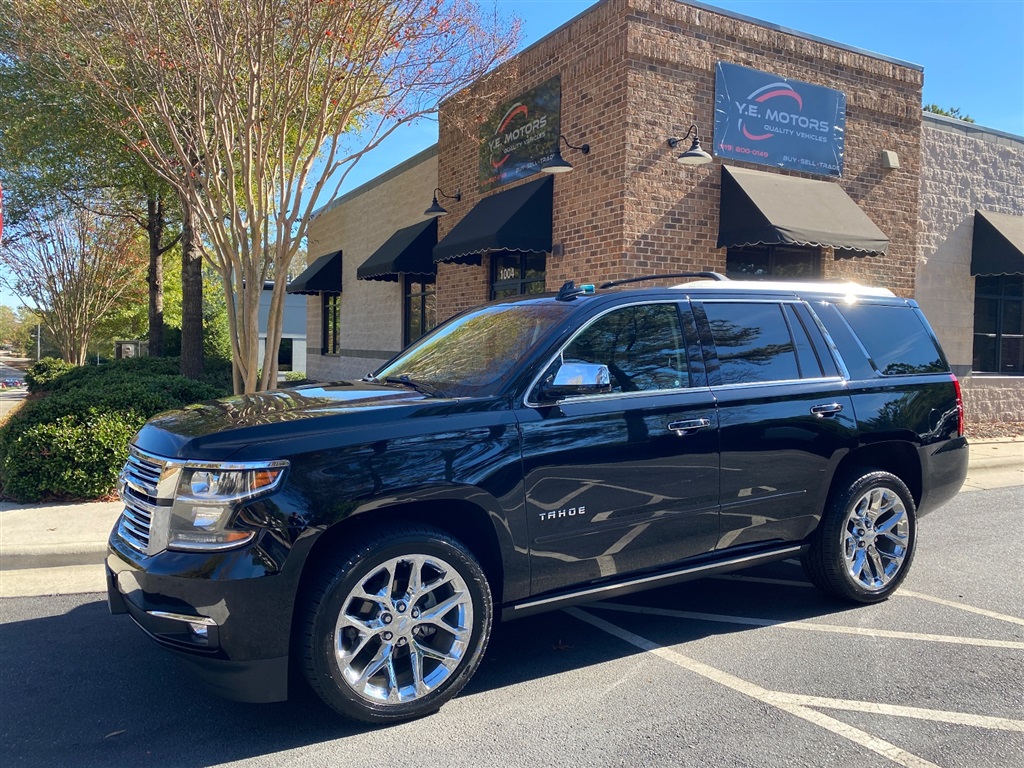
(0, 357), (28, 421)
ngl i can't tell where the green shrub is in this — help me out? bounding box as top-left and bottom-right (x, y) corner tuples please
(0, 357), (232, 502)
(0, 411), (144, 502)
(284, 371), (307, 381)
(25, 357), (76, 393)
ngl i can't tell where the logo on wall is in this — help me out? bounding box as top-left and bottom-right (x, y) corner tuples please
(714, 62), (846, 177)
(479, 77), (561, 191)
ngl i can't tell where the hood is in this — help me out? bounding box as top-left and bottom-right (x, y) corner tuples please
(133, 380), (450, 460)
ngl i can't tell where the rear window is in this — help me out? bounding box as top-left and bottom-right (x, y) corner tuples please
(836, 303), (947, 375)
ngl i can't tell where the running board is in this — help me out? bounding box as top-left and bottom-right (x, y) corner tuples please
(503, 544), (805, 621)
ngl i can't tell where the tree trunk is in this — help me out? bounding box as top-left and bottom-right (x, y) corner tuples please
(179, 196), (204, 379)
(146, 194), (165, 357)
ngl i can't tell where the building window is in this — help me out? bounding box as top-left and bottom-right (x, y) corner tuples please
(404, 277), (437, 347)
(491, 251), (546, 299)
(973, 275), (1023, 374)
(726, 245), (821, 280)
(322, 294), (340, 355)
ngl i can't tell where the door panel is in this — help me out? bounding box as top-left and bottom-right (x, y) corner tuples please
(520, 392), (719, 595)
(697, 299), (858, 550)
(519, 301), (720, 596)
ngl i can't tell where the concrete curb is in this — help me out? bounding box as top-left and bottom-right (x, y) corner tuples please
(0, 501), (122, 575)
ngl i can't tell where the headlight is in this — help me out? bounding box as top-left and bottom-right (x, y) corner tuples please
(166, 460), (288, 552)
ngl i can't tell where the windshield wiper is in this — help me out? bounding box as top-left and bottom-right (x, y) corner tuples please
(384, 375), (445, 398)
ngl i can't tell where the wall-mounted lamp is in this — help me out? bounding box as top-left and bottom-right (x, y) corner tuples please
(424, 187), (462, 216)
(541, 134), (591, 174)
(668, 125), (713, 165)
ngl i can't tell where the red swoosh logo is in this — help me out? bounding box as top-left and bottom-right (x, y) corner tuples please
(498, 104), (529, 133)
(755, 88), (803, 109)
(741, 121), (773, 141)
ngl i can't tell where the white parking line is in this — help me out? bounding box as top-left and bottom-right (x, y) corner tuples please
(898, 589), (1024, 627)
(586, 601), (1024, 650)
(566, 607), (940, 768)
(708, 576), (1024, 627)
(766, 693), (1024, 732)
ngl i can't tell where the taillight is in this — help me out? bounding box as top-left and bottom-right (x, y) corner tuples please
(951, 373), (965, 437)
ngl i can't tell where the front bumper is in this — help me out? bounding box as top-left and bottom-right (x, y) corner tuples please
(106, 526), (300, 703)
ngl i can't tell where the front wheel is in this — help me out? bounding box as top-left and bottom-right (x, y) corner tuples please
(803, 470), (917, 603)
(299, 525), (493, 723)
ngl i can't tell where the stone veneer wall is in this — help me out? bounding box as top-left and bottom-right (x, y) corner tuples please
(304, 147), (438, 382)
(916, 113), (1024, 371)
(436, 0), (924, 321)
(916, 113), (1024, 424)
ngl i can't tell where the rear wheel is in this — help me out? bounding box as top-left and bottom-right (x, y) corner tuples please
(300, 525), (492, 723)
(803, 470), (916, 603)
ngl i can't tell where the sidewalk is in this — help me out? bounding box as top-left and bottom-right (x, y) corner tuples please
(1, 438), (1021, 598)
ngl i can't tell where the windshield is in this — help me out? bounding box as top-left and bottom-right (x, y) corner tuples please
(373, 300), (574, 398)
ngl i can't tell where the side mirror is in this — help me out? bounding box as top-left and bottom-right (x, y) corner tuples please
(541, 362), (612, 399)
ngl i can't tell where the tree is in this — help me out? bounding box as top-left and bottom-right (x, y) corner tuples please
(0, 202), (147, 364)
(0, 46), (183, 361)
(923, 104), (975, 123)
(9, 0), (520, 393)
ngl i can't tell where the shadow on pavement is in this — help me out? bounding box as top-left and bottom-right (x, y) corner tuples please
(0, 562), (853, 767)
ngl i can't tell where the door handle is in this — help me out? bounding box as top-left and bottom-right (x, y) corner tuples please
(667, 418), (712, 436)
(810, 403), (844, 418)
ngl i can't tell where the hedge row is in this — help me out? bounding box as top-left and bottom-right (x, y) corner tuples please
(0, 357), (231, 502)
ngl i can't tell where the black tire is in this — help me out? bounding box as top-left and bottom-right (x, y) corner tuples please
(803, 470), (917, 604)
(299, 524), (492, 723)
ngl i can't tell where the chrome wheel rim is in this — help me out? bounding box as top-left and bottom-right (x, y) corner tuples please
(842, 486), (910, 592)
(334, 554), (473, 704)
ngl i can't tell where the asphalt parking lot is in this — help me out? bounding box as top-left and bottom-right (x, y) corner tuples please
(2, 484), (1022, 768)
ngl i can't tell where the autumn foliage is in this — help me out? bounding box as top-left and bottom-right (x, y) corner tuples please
(8, 0), (520, 393)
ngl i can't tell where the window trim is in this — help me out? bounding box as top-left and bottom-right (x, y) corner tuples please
(490, 251), (547, 299)
(321, 293), (341, 356)
(972, 274), (1024, 375)
(402, 275), (436, 347)
(725, 244), (822, 280)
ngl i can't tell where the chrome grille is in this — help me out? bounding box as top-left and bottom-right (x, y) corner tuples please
(117, 449), (177, 555)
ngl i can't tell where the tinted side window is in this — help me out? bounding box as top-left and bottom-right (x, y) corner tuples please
(703, 302), (800, 384)
(837, 304), (947, 375)
(563, 304), (688, 392)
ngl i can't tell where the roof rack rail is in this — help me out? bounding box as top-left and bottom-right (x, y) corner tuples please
(599, 272), (728, 289)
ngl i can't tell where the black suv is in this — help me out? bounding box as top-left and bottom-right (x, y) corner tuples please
(107, 275), (968, 723)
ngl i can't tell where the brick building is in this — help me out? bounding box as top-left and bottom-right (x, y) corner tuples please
(292, 0), (1022, 417)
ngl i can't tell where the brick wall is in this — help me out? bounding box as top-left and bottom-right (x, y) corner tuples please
(304, 147), (438, 382)
(437, 0), (631, 320)
(436, 0), (924, 320)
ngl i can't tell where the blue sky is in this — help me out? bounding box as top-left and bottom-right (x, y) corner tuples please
(3, 0), (1022, 307)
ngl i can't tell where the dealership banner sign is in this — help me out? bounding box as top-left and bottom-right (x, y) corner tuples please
(714, 62), (846, 177)
(479, 77), (561, 191)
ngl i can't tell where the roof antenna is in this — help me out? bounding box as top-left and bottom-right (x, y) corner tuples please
(556, 280), (596, 301)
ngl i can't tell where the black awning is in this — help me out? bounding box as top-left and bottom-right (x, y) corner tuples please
(717, 166), (889, 256)
(356, 218), (437, 283)
(286, 250), (342, 295)
(971, 210), (1024, 276)
(433, 175), (553, 265)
